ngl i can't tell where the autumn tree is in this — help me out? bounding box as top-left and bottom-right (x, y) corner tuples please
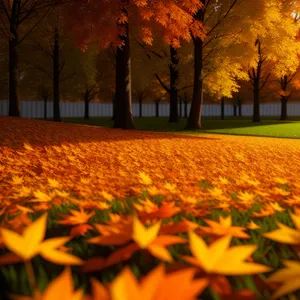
(63, 0), (204, 129)
(272, 8), (300, 120)
(184, 0), (246, 129)
(137, 38), (195, 123)
(0, 0), (63, 117)
(23, 11), (85, 122)
(238, 0), (300, 122)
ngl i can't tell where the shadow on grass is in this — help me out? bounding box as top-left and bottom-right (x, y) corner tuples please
(0, 117), (221, 151)
(59, 116), (299, 132)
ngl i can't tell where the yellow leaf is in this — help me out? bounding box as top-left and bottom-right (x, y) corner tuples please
(132, 216), (161, 248)
(138, 172), (152, 185)
(40, 248), (84, 265)
(263, 222), (300, 245)
(1, 213), (47, 260)
(266, 260), (300, 299)
(184, 231), (271, 276)
(148, 244), (173, 262)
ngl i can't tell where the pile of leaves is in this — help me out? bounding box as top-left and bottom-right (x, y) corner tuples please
(0, 117), (300, 299)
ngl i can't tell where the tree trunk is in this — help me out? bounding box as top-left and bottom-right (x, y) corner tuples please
(179, 95), (182, 117)
(113, 12), (134, 129)
(221, 97), (225, 120)
(111, 92), (116, 120)
(8, 18), (20, 117)
(185, 7), (204, 130)
(233, 104), (237, 116)
(280, 97), (288, 120)
(169, 45), (179, 123)
(280, 75), (288, 121)
(184, 101), (188, 118)
(155, 101), (159, 117)
(84, 91), (89, 119)
(139, 94), (142, 118)
(253, 79), (260, 122)
(237, 95), (242, 116)
(53, 27), (61, 122)
(44, 96), (48, 120)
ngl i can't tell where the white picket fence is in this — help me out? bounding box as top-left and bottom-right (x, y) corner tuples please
(0, 100), (300, 118)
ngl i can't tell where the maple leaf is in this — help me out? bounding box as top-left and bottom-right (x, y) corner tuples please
(47, 178), (61, 189)
(263, 212), (300, 245)
(100, 191), (114, 201)
(38, 237), (84, 265)
(137, 201), (181, 220)
(181, 232), (271, 275)
(269, 202), (285, 212)
(0, 214), (84, 265)
(70, 224), (94, 237)
(197, 216), (250, 239)
(10, 175), (24, 185)
(84, 216), (186, 272)
(30, 191), (52, 202)
(160, 219), (199, 235)
(11, 267), (84, 300)
(88, 221), (133, 246)
(252, 206), (275, 218)
(0, 213), (48, 260)
(132, 215), (162, 248)
(91, 264), (208, 300)
(138, 172), (152, 185)
(56, 208), (95, 226)
(16, 186), (32, 197)
(265, 260), (300, 299)
(247, 221), (260, 230)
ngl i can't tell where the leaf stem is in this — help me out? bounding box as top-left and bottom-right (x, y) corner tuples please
(25, 260), (39, 298)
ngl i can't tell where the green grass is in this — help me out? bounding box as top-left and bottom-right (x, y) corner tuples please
(49, 116), (300, 139)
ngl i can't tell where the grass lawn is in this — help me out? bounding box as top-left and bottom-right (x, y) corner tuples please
(0, 116), (300, 300)
(58, 116), (300, 139)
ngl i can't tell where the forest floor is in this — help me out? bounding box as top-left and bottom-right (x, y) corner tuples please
(0, 116), (300, 300)
(58, 116), (300, 139)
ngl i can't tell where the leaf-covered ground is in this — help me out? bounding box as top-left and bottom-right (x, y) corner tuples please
(0, 116), (300, 300)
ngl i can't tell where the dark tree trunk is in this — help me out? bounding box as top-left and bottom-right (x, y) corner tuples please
(250, 39), (265, 123)
(253, 79), (260, 122)
(280, 75), (289, 121)
(43, 96), (48, 120)
(183, 93), (188, 118)
(111, 92), (116, 120)
(179, 95), (182, 117)
(139, 94), (142, 118)
(280, 97), (288, 120)
(185, 7), (204, 129)
(9, 16), (20, 117)
(113, 11), (134, 129)
(221, 97), (225, 120)
(169, 45), (179, 123)
(53, 27), (61, 122)
(184, 101), (188, 118)
(155, 101), (159, 117)
(233, 104), (237, 116)
(237, 95), (242, 116)
(84, 90), (89, 120)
